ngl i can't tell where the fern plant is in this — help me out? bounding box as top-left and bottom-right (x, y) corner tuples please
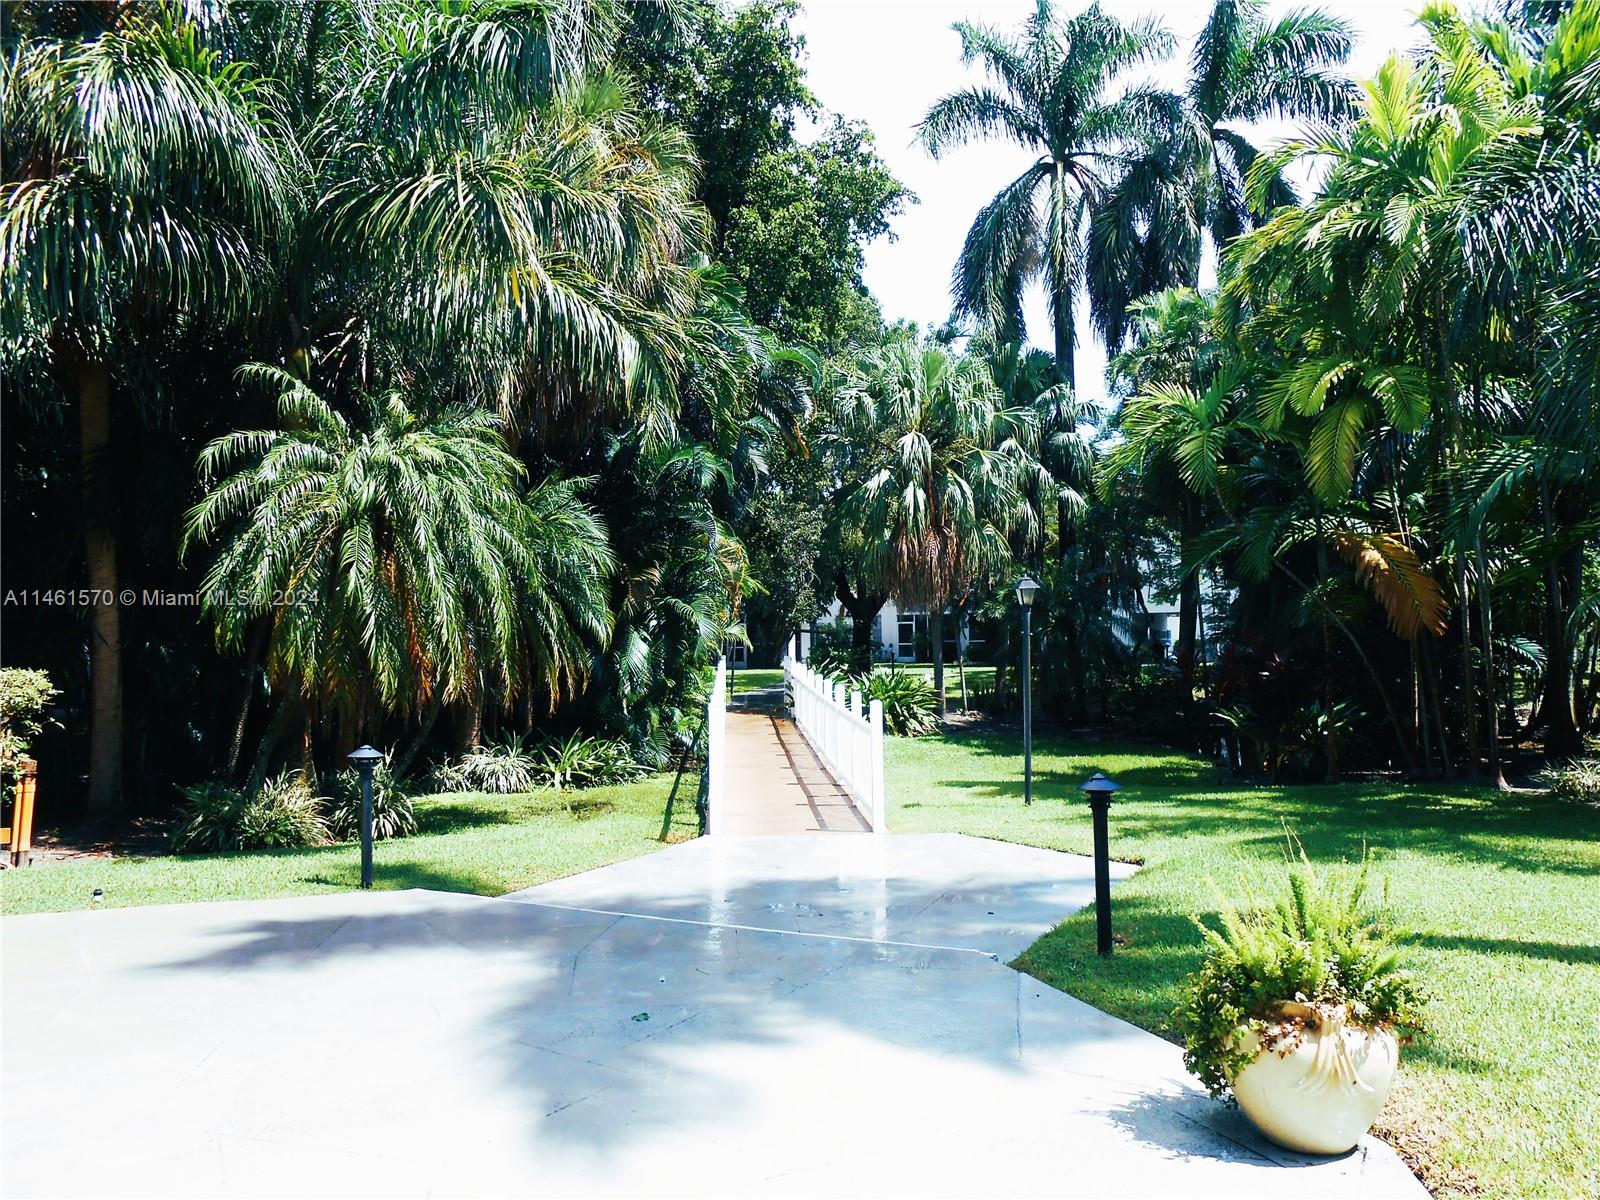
(1174, 845), (1426, 1100)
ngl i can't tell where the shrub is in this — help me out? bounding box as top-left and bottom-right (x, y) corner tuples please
(860, 671), (940, 737)
(0, 667), (56, 785)
(448, 734), (540, 793)
(1538, 759), (1600, 805)
(172, 773), (332, 853)
(532, 733), (645, 789)
(1173, 848), (1426, 1100)
(821, 669), (940, 736)
(326, 764), (418, 840)
(434, 732), (645, 794)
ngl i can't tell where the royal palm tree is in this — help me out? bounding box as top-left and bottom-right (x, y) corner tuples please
(842, 344), (1040, 714)
(1, 5), (299, 816)
(1090, 0), (1355, 346)
(918, 1), (1173, 389)
(184, 366), (612, 780)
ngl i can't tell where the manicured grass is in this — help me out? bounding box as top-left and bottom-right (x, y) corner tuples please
(723, 662), (996, 706)
(726, 666), (784, 694)
(885, 730), (1600, 1200)
(876, 662), (995, 705)
(0, 771), (701, 916)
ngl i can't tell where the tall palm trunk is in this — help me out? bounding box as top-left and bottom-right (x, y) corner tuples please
(1474, 536), (1507, 788)
(1050, 161), (1076, 391)
(1539, 484), (1581, 757)
(80, 360), (123, 820)
(224, 618), (270, 778)
(929, 608), (948, 718)
(1177, 568), (1200, 688)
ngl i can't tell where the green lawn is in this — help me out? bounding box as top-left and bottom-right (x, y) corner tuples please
(884, 730), (1600, 1200)
(722, 661), (996, 707)
(0, 771), (701, 916)
(726, 666), (784, 695)
(877, 661), (995, 704)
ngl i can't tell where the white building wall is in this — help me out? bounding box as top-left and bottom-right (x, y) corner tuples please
(819, 599), (975, 662)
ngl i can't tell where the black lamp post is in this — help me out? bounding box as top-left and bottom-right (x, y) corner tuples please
(1079, 772), (1121, 954)
(347, 745), (384, 889)
(1016, 576), (1040, 805)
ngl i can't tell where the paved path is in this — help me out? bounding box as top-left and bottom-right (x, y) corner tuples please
(722, 687), (868, 835)
(2, 834), (1425, 1199)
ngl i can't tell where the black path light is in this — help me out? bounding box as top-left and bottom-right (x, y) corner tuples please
(1079, 772), (1121, 955)
(347, 745), (385, 889)
(1016, 575), (1040, 805)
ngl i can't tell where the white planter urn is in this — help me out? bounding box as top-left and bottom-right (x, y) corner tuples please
(1228, 1001), (1399, 1156)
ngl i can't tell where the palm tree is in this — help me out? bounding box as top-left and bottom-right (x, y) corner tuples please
(1219, 3), (1595, 779)
(843, 343), (1040, 714)
(1105, 289), (1237, 686)
(918, 1), (1173, 389)
(1, 5), (299, 817)
(183, 366), (612, 780)
(1090, 0), (1355, 346)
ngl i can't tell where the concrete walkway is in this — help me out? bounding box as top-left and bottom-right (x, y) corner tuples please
(2, 834), (1425, 1199)
(721, 690), (869, 835)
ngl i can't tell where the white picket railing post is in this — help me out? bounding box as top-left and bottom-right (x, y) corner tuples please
(779, 656), (886, 833)
(850, 688), (865, 813)
(707, 657), (727, 835)
(869, 697), (885, 833)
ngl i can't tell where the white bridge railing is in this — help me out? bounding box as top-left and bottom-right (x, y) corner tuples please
(706, 657), (727, 835)
(783, 642), (886, 832)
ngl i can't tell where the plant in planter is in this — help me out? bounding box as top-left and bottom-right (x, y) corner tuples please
(1174, 848), (1426, 1155)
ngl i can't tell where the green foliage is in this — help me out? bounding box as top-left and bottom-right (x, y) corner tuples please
(1217, 700), (1364, 782)
(184, 369), (612, 731)
(443, 736), (540, 796)
(1174, 848), (1427, 1100)
(1537, 759), (1600, 805)
(919, 0), (1174, 364)
(722, 118), (910, 348)
(621, 0), (908, 349)
(171, 773), (332, 854)
(0, 667), (55, 784)
(829, 670), (941, 737)
(437, 733), (645, 794)
(326, 765), (418, 842)
(531, 733), (647, 790)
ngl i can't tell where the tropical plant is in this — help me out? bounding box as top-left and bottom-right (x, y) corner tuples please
(839, 343), (1041, 713)
(183, 367), (612, 780)
(918, 0), (1173, 385)
(1104, 289), (1238, 684)
(1537, 759), (1600, 805)
(1222, 0), (1600, 777)
(445, 735), (542, 796)
(531, 733), (646, 789)
(2, 3), (299, 817)
(171, 772), (332, 854)
(1175, 847), (1427, 1099)
(1089, 0), (1356, 344)
(859, 671), (941, 738)
(326, 764), (418, 842)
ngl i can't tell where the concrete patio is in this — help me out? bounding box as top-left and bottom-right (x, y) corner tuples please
(1, 834), (1426, 1198)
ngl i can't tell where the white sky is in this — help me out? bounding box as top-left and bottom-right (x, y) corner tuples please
(792, 0), (1432, 400)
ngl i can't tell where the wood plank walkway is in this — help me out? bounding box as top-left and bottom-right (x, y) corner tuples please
(721, 691), (870, 835)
